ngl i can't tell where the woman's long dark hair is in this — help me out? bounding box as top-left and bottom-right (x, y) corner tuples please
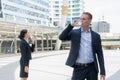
(18, 29), (28, 40)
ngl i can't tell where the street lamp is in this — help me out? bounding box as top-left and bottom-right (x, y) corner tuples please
(55, 0), (69, 50)
(14, 23), (17, 53)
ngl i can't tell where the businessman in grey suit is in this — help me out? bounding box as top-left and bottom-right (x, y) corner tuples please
(59, 12), (106, 80)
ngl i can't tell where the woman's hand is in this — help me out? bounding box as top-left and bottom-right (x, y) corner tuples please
(24, 66), (29, 73)
(30, 35), (35, 44)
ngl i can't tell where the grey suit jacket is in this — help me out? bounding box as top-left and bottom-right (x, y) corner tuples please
(59, 24), (106, 75)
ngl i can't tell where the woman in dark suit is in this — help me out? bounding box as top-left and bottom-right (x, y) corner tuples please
(18, 29), (35, 80)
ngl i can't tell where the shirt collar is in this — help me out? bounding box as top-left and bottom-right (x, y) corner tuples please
(24, 38), (29, 43)
(81, 27), (91, 32)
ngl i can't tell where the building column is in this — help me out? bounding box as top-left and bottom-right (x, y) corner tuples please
(46, 34), (49, 51)
(50, 35), (53, 50)
(41, 35), (44, 51)
(35, 32), (37, 52)
(11, 40), (14, 53)
(14, 39), (17, 53)
(0, 40), (3, 53)
(14, 25), (17, 53)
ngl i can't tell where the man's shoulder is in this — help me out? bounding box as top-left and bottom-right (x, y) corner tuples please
(72, 28), (80, 32)
(91, 30), (100, 36)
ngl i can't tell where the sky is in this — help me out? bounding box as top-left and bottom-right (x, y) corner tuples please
(84, 0), (120, 33)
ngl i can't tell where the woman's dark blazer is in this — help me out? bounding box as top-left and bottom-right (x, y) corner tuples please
(20, 39), (35, 66)
(59, 24), (106, 75)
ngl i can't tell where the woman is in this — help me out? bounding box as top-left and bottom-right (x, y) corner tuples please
(18, 29), (35, 80)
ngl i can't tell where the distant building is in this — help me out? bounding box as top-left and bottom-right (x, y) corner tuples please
(91, 21), (110, 33)
(0, 0), (49, 27)
(49, 0), (85, 27)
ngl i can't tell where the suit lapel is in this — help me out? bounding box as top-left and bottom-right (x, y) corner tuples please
(79, 28), (81, 42)
(22, 39), (27, 43)
(22, 39), (29, 45)
(91, 30), (94, 47)
(91, 30), (97, 55)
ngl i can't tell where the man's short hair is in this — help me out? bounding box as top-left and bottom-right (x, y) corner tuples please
(83, 12), (92, 20)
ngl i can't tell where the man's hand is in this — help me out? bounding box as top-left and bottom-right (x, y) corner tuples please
(71, 20), (81, 27)
(100, 75), (105, 80)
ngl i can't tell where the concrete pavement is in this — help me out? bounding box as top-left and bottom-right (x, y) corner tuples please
(0, 50), (120, 80)
(15, 50), (72, 80)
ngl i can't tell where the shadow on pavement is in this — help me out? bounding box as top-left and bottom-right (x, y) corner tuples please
(33, 52), (66, 60)
(0, 61), (19, 80)
(31, 68), (70, 77)
(0, 52), (66, 80)
(106, 70), (120, 80)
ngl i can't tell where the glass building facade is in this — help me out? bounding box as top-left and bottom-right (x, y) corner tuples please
(0, 0), (49, 27)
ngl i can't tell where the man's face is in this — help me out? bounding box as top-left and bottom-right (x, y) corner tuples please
(80, 14), (91, 27)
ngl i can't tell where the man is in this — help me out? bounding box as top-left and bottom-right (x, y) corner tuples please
(59, 12), (106, 80)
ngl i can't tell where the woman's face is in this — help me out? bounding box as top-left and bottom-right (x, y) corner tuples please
(24, 32), (30, 39)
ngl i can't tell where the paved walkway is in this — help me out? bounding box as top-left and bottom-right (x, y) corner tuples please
(0, 50), (120, 80)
